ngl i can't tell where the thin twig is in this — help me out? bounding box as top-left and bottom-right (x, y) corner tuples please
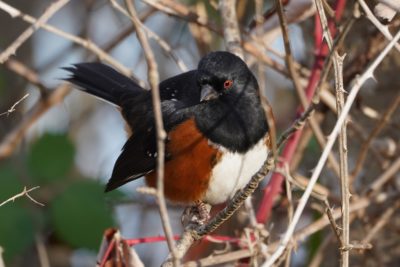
(352, 92), (400, 179)
(0, 0), (70, 63)
(358, 0), (400, 53)
(313, 0), (350, 264)
(123, 1), (178, 266)
(143, 0), (293, 78)
(5, 58), (47, 95)
(0, 84), (71, 159)
(362, 200), (400, 244)
(183, 248), (255, 267)
(283, 164), (294, 267)
(108, 0), (188, 72)
(0, 0), (144, 85)
(142, 0), (220, 33)
(281, 170), (329, 201)
(323, 200), (344, 246)
(262, 27), (400, 267)
(291, 191), (396, 248)
(0, 93), (29, 117)
(219, 0), (244, 59)
(35, 234), (50, 267)
(0, 186), (43, 207)
(366, 156), (400, 194)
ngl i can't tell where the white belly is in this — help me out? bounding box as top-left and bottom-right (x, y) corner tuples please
(203, 137), (269, 205)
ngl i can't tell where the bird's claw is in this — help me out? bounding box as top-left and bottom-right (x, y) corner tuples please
(181, 202), (211, 226)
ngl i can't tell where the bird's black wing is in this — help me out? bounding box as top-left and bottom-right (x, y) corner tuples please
(105, 71), (200, 191)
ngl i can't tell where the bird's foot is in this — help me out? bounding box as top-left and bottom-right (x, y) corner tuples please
(181, 202), (211, 226)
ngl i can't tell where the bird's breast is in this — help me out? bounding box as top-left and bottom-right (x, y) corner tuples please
(203, 135), (270, 205)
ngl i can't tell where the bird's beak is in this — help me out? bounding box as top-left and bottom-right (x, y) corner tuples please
(200, 84), (218, 102)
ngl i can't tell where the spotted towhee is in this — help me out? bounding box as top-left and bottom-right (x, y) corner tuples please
(65, 51), (270, 206)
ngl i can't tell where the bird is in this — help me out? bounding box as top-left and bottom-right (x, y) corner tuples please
(65, 51), (271, 209)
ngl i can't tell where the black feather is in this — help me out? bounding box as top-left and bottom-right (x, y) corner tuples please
(63, 63), (143, 106)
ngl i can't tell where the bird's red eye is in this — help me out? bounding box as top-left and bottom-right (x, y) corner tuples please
(223, 79), (233, 89)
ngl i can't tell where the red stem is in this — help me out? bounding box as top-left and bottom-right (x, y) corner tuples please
(99, 239), (115, 267)
(99, 234), (242, 266)
(256, 0), (347, 223)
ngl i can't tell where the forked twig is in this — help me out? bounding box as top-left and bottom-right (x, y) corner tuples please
(0, 186), (43, 207)
(0, 84), (71, 159)
(0, 93), (29, 117)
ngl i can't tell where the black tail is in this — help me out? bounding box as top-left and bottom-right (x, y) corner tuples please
(64, 63), (144, 106)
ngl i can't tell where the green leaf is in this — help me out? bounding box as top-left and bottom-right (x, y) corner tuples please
(50, 180), (114, 250)
(27, 133), (75, 184)
(0, 165), (36, 262)
(0, 204), (35, 263)
(0, 165), (23, 201)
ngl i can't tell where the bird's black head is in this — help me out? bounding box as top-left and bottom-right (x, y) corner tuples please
(193, 51), (268, 153)
(196, 51), (258, 102)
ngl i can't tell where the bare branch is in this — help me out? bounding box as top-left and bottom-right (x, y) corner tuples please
(366, 156), (400, 194)
(35, 234), (50, 267)
(352, 92), (400, 179)
(219, 0), (243, 59)
(358, 0), (400, 53)
(0, 0), (70, 63)
(109, 0), (188, 72)
(0, 186), (43, 207)
(0, 93), (29, 117)
(0, 0), (144, 85)
(0, 84), (71, 159)
(361, 200), (400, 244)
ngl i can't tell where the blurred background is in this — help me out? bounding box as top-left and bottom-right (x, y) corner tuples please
(0, 0), (399, 266)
